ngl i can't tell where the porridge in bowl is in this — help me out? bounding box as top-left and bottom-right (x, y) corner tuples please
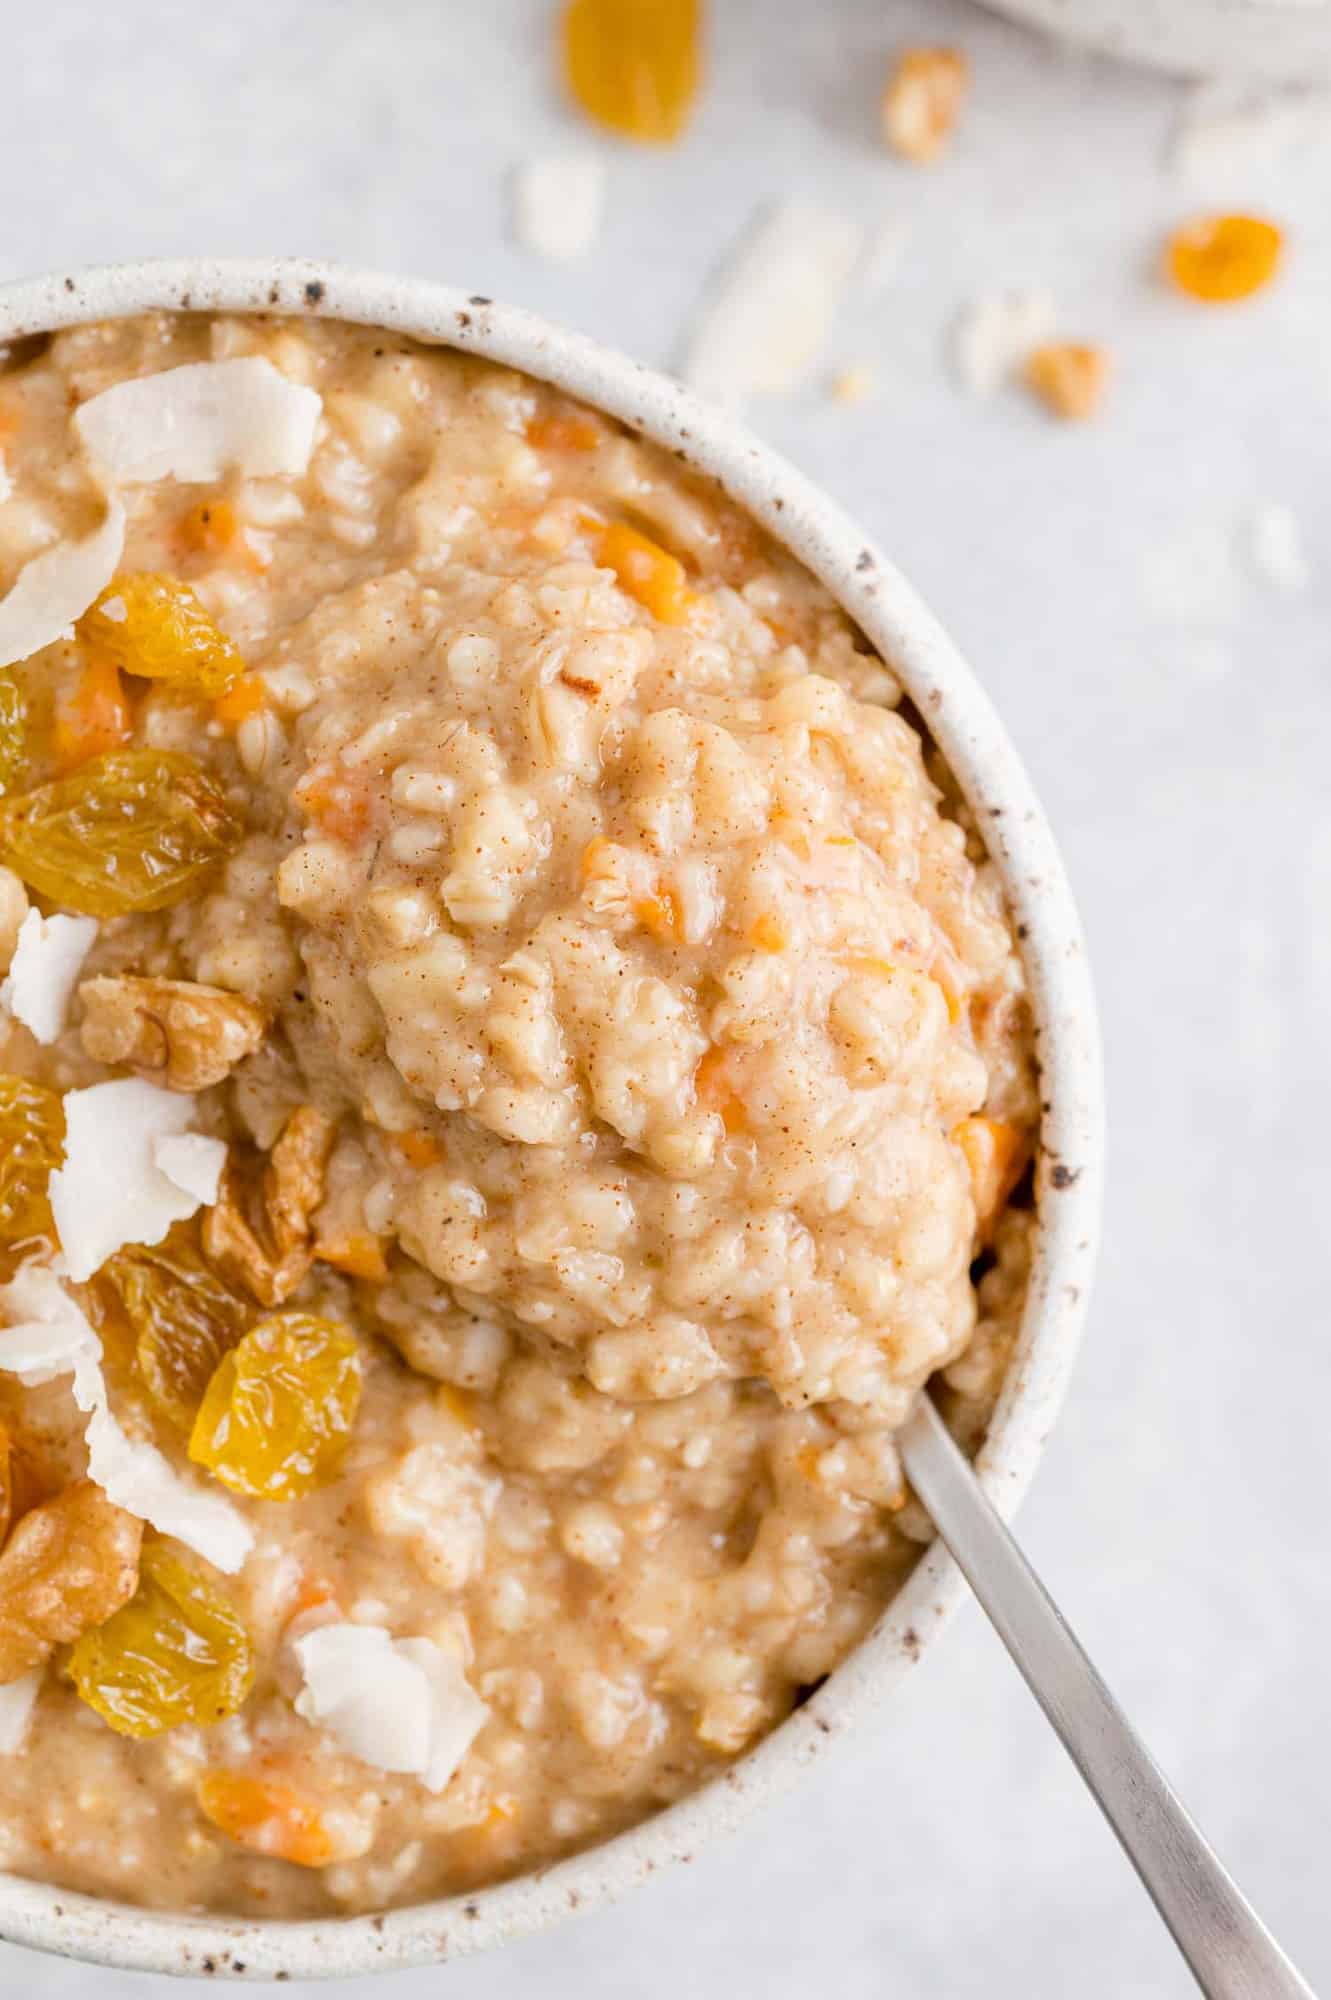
(0, 313), (1036, 1917)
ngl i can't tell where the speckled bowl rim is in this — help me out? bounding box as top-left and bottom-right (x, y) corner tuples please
(0, 259), (1104, 1982)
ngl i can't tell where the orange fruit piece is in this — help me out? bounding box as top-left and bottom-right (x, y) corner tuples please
(52, 656), (132, 773)
(881, 46), (969, 165)
(197, 1771), (339, 1868)
(953, 1116), (1028, 1237)
(563, 0), (701, 145)
(1165, 214), (1282, 304)
(598, 521), (695, 625)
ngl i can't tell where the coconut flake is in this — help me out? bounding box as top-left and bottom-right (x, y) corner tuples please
(0, 910), (98, 1044)
(0, 1263), (100, 1384)
(513, 153), (606, 263)
(0, 498), (124, 670)
(0, 1266), (252, 1572)
(1249, 501), (1309, 596)
(294, 1623), (488, 1790)
(953, 291), (1056, 398)
(684, 199), (865, 404)
(153, 1132), (227, 1207)
(0, 1673), (42, 1755)
(48, 1077), (215, 1282)
(74, 359), (322, 488)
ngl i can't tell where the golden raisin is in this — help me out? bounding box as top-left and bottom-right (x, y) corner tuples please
(0, 1481), (142, 1683)
(0, 671), (25, 794)
(1024, 342), (1109, 421)
(101, 1225), (252, 1434)
(0, 748), (241, 917)
(1166, 214), (1282, 304)
(0, 1076), (65, 1278)
(881, 47), (968, 165)
(563, 0), (701, 144)
(598, 522), (694, 625)
(51, 655), (132, 773)
(68, 1540), (254, 1738)
(189, 1312), (363, 1501)
(196, 1771), (342, 1867)
(79, 573), (244, 696)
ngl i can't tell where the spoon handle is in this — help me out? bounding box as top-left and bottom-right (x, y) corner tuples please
(898, 1397), (1316, 2000)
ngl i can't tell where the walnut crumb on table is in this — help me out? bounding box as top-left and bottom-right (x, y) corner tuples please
(880, 48), (969, 166)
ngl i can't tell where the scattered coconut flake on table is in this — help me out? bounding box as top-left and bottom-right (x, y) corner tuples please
(953, 291), (1056, 398)
(0, 498), (124, 670)
(49, 1076), (217, 1281)
(74, 358), (321, 487)
(0, 909), (98, 1044)
(684, 199), (865, 404)
(512, 153), (606, 262)
(1249, 501), (1309, 595)
(153, 1132), (227, 1206)
(0, 1673), (42, 1756)
(294, 1623), (488, 1791)
(0, 1265), (252, 1572)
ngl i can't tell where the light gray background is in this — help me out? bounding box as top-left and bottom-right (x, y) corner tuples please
(2, 1), (1327, 1994)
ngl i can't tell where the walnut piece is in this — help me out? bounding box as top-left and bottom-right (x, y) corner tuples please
(0, 1479), (142, 1684)
(78, 976), (268, 1092)
(204, 1105), (336, 1307)
(881, 47), (968, 165)
(1024, 342), (1109, 422)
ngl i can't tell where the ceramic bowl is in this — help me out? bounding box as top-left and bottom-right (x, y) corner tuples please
(978, 0), (1331, 80)
(0, 259), (1104, 1981)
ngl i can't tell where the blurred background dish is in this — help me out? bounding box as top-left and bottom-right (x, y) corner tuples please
(976, 0), (1331, 80)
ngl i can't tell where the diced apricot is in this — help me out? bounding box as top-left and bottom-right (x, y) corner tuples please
(212, 675), (268, 728)
(315, 1231), (390, 1282)
(197, 1771), (340, 1868)
(953, 1116), (1028, 1235)
(391, 1129), (444, 1170)
(694, 1046), (746, 1135)
(769, 814), (812, 863)
(881, 47), (969, 165)
(294, 765), (378, 846)
(1165, 214), (1282, 304)
(179, 497), (266, 570)
(526, 411), (602, 453)
(291, 1573), (338, 1616)
(634, 888), (684, 942)
(841, 954), (899, 981)
(436, 1382), (479, 1430)
(598, 522), (695, 626)
(1024, 343), (1109, 422)
(52, 656), (132, 772)
(562, 0), (701, 145)
(748, 913), (787, 953)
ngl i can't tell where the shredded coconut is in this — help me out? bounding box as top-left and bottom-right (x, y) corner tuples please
(512, 154), (606, 263)
(74, 359), (322, 488)
(294, 1623), (488, 1790)
(952, 291), (1056, 398)
(153, 1132), (227, 1207)
(0, 1673), (42, 1755)
(48, 1077), (216, 1282)
(683, 199), (865, 404)
(0, 1266), (252, 1572)
(1249, 501), (1309, 595)
(0, 909), (97, 1044)
(0, 499), (124, 670)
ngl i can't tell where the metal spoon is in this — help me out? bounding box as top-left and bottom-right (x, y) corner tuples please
(898, 1396), (1316, 2000)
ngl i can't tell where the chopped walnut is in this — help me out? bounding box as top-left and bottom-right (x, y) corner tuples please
(1024, 342), (1109, 422)
(881, 47), (968, 165)
(78, 976), (268, 1092)
(204, 1105), (336, 1307)
(0, 1480), (142, 1684)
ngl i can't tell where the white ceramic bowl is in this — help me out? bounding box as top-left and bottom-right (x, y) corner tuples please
(0, 260), (1104, 1982)
(977, 0), (1331, 80)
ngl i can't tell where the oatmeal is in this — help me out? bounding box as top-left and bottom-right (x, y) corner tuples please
(0, 313), (1037, 1916)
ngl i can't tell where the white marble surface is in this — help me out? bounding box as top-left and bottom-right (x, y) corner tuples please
(2, 1), (1329, 1993)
